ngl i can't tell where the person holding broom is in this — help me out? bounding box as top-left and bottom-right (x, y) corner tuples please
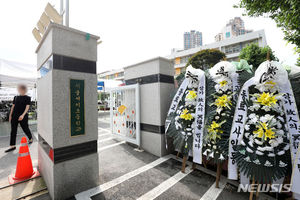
(5, 84), (33, 153)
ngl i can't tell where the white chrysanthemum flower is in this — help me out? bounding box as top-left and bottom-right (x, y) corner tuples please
(264, 146), (274, 151)
(277, 136), (283, 144)
(187, 132), (192, 136)
(253, 159), (261, 165)
(280, 111), (285, 116)
(215, 116), (220, 120)
(239, 150), (246, 155)
(248, 106), (254, 111)
(245, 132), (250, 138)
(175, 121), (182, 130)
(254, 139), (263, 145)
(256, 150), (264, 156)
(246, 147), (253, 153)
(269, 139), (279, 148)
(264, 160), (273, 167)
(248, 140), (254, 147)
(277, 150), (285, 156)
(244, 156), (251, 162)
(279, 161), (287, 167)
(185, 100), (196, 106)
(268, 153), (275, 157)
(241, 140), (246, 146)
(257, 146), (265, 152)
(245, 124), (250, 131)
(203, 149), (208, 156)
(249, 113), (256, 119)
(262, 106), (271, 112)
(253, 104), (260, 111)
(213, 145), (217, 149)
(276, 122), (282, 129)
(249, 116), (258, 124)
(219, 154), (225, 160)
(249, 135), (254, 142)
(277, 116), (284, 122)
(284, 145), (290, 151)
(181, 131), (186, 136)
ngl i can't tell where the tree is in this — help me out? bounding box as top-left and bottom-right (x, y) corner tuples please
(235, 0), (300, 65)
(186, 49), (226, 70)
(239, 43), (278, 71)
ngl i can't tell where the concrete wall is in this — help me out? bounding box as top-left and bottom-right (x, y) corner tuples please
(124, 57), (174, 157)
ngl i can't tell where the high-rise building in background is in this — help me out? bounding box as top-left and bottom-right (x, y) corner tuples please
(215, 17), (252, 42)
(169, 30), (267, 76)
(184, 30), (202, 50)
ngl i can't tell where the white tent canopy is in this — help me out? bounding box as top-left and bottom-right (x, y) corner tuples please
(0, 58), (37, 87)
(0, 58), (37, 101)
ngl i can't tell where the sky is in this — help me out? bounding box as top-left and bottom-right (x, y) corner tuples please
(0, 0), (298, 74)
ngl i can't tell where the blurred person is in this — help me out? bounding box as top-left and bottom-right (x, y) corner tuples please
(5, 84), (33, 153)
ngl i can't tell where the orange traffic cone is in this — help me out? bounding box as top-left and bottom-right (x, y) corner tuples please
(8, 137), (40, 184)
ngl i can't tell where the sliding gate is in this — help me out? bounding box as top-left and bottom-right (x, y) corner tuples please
(109, 84), (140, 146)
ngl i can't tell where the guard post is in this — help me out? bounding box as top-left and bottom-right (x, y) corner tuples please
(124, 57), (174, 156)
(36, 23), (99, 199)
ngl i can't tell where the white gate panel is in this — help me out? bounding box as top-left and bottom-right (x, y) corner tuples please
(109, 84), (140, 146)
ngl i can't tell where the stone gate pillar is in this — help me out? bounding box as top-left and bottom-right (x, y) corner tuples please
(124, 57), (174, 156)
(36, 23), (99, 200)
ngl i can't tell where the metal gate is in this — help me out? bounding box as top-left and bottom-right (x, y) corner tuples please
(109, 84), (140, 146)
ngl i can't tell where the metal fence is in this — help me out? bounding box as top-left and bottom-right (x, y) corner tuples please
(109, 84), (140, 146)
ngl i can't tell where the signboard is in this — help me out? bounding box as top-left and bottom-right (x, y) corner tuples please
(70, 79), (85, 136)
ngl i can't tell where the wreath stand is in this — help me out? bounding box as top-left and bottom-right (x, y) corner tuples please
(180, 155), (223, 189)
(181, 156), (188, 173)
(215, 162), (223, 188)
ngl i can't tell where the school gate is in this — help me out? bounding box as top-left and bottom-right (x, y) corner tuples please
(109, 83), (141, 146)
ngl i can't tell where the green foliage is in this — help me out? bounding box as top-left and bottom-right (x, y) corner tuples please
(186, 49), (226, 70)
(239, 43), (278, 71)
(98, 92), (109, 101)
(289, 72), (300, 110)
(235, 0), (300, 65)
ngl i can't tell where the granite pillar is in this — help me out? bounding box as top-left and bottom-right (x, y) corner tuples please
(124, 57), (174, 156)
(36, 23), (99, 200)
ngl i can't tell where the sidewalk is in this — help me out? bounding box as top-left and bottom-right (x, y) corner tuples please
(0, 116), (274, 199)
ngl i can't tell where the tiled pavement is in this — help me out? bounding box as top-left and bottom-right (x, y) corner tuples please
(0, 115), (275, 200)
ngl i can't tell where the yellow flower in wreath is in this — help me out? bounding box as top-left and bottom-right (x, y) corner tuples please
(207, 121), (224, 141)
(214, 95), (232, 108)
(186, 90), (197, 100)
(253, 122), (276, 140)
(180, 108), (194, 121)
(219, 80), (228, 87)
(256, 92), (277, 107)
(208, 121), (223, 133)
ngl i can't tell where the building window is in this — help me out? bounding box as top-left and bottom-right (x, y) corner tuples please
(226, 32), (230, 38)
(175, 57), (181, 65)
